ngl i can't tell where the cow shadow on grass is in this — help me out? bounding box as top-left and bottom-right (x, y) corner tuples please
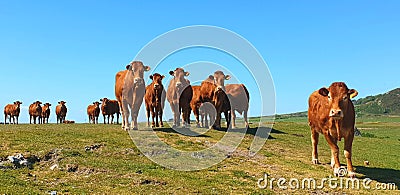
(211, 126), (287, 140)
(355, 166), (400, 187)
(151, 127), (211, 138)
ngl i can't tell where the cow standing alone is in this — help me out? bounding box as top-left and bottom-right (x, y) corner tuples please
(145, 73), (166, 128)
(4, 101), (22, 124)
(56, 101), (67, 124)
(308, 82), (358, 177)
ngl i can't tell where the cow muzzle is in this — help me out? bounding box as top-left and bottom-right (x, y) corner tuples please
(329, 109), (343, 119)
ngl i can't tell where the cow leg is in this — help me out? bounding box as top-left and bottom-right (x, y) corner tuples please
(151, 106), (155, 128)
(155, 107), (160, 127)
(16, 116), (19, 124)
(122, 101), (130, 130)
(159, 107), (164, 127)
(311, 129), (320, 164)
(111, 114), (114, 124)
(146, 106), (150, 127)
(231, 111), (237, 129)
(244, 110), (249, 128)
(323, 133), (340, 175)
(116, 113), (119, 124)
(214, 111), (221, 130)
(344, 132), (355, 178)
(224, 111), (230, 128)
(4, 114), (7, 125)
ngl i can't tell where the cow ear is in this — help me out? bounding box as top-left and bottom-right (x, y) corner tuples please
(13, 101), (16, 104)
(100, 99), (103, 101)
(58, 101), (61, 104)
(184, 71), (190, 76)
(149, 75), (153, 80)
(169, 71), (174, 76)
(93, 102), (95, 104)
(318, 87), (329, 96)
(349, 89), (358, 99)
(161, 75), (165, 79)
(126, 65), (131, 70)
(208, 75), (214, 80)
(225, 75), (231, 80)
(144, 66), (151, 71)
(49, 104), (51, 106)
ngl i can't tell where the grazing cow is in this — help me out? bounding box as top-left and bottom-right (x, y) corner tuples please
(308, 82), (358, 178)
(87, 101), (101, 124)
(100, 98), (120, 124)
(167, 68), (193, 128)
(225, 84), (250, 128)
(4, 101), (22, 124)
(145, 73), (166, 128)
(56, 101), (67, 124)
(41, 103), (51, 124)
(29, 101), (42, 124)
(115, 61), (150, 130)
(199, 71), (231, 130)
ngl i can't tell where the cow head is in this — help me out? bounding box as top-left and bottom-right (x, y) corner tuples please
(14, 101), (22, 108)
(100, 98), (110, 107)
(169, 68), (190, 90)
(43, 103), (51, 110)
(34, 101), (42, 106)
(126, 61), (151, 84)
(319, 82), (358, 119)
(209, 71), (230, 92)
(58, 101), (66, 106)
(93, 101), (101, 108)
(150, 73), (165, 91)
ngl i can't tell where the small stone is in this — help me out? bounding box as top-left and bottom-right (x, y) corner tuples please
(50, 164), (59, 170)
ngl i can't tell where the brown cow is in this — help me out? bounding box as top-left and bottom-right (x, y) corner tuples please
(225, 84), (250, 128)
(4, 101), (22, 124)
(41, 103), (51, 124)
(29, 101), (42, 124)
(100, 98), (120, 124)
(115, 61), (150, 130)
(56, 101), (67, 124)
(199, 71), (231, 130)
(145, 73), (166, 128)
(167, 68), (193, 128)
(190, 86), (202, 127)
(198, 102), (215, 129)
(308, 82), (358, 178)
(87, 101), (101, 124)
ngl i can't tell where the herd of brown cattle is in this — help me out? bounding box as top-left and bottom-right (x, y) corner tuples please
(4, 101), (69, 124)
(3, 60), (360, 178)
(113, 61), (250, 131)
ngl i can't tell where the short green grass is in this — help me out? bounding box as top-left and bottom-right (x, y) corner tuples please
(0, 116), (399, 194)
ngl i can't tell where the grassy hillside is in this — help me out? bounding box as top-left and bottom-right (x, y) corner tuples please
(0, 118), (399, 194)
(354, 88), (400, 116)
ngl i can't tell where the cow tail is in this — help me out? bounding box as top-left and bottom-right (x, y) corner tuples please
(241, 84), (250, 102)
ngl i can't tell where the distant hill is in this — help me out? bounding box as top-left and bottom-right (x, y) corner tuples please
(354, 88), (400, 116)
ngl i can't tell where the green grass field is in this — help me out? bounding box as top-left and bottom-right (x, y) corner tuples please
(0, 116), (399, 194)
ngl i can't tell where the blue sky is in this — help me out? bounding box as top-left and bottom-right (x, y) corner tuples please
(1, 1), (399, 123)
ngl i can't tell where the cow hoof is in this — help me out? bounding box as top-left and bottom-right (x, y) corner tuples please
(151, 125), (155, 128)
(334, 167), (347, 177)
(348, 171), (356, 178)
(132, 127), (138, 130)
(196, 124), (201, 128)
(172, 125), (177, 128)
(124, 127), (130, 131)
(312, 159), (320, 164)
